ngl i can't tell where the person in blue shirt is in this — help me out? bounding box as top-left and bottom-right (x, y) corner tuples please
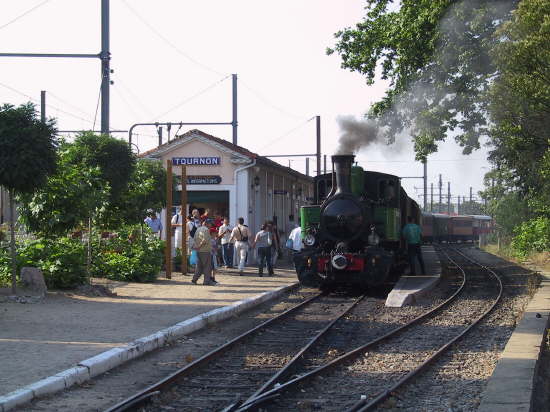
(144, 210), (162, 238)
(402, 216), (426, 275)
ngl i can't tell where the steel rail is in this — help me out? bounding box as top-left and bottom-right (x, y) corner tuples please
(235, 247), (468, 411)
(103, 291), (323, 412)
(222, 294), (367, 411)
(347, 246), (503, 412)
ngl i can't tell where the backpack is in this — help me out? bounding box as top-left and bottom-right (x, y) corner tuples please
(190, 224), (197, 238)
(238, 226), (248, 242)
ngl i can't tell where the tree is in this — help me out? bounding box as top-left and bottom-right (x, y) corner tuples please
(104, 159), (167, 228)
(65, 132), (136, 203)
(0, 103), (57, 293)
(486, 0), (550, 217)
(18, 141), (110, 237)
(327, 0), (517, 159)
(64, 132), (136, 230)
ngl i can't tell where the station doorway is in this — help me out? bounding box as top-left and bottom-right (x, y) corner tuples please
(174, 190), (230, 219)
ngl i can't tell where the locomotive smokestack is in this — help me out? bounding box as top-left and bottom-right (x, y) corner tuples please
(332, 154), (355, 195)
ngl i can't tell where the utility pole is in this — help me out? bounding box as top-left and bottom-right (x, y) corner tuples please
(430, 183), (433, 212)
(232, 74), (238, 145)
(40, 91), (46, 122)
(157, 126), (163, 147)
(323, 155), (327, 175)
(458, 196), (461, 215)
(423, 160), (427, 211)
(100, 0), (110, 135)
(470, 187), (473, 203)
(438, 174), (442, 213)
(316, 116), (321, 176)
(447, 182), (451, 215)
(1, 0), (111, 134)
(306, 158), (310, 176)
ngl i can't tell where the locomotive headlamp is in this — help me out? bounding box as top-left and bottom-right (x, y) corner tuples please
(331, 254), (348, 270)
(303, 233), (316, 246)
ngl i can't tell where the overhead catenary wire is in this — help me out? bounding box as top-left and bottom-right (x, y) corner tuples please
(153, 75), (231, 120)
(0, 81), (94, 124)
(240, 79), (307, 120)
(258, 116), (315, 152)
(0, 0), (53, 31)
(121, 0), (226, 77)
(92, 83), (102, 130)
(112, 84), (142, 120)
(113, 74), (156, 118)
(48, 91), (94, 118)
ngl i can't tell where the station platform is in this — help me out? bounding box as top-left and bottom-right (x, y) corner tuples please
(0, 264), (298, 407)
(385, 245), (441, 307)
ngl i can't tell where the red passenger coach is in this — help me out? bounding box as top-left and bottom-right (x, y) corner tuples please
(450, 215), (474, 242)
(422, 212), (434, 242)
(471, 215), (493, 236)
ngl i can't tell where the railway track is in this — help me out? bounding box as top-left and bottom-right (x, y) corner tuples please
(236, 246), (502, 411)
(104, 290), (370, 412)
(104, 246), (502, 412)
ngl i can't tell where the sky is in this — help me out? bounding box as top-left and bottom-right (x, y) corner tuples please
(0, 0), (492, 207)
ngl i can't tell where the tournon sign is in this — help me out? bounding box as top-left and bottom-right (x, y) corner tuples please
(172, 157), (221, 166)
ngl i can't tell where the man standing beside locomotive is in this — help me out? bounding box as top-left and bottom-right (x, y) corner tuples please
(402, 216), (426, 276)
(230, 217), (251, 276)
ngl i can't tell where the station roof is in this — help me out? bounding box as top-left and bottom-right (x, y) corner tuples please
(140, 129), (313, 182)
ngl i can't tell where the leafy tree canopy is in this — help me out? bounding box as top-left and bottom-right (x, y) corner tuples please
(64, 132), (136, 200)
(327, 0), (517, 159)
(486, 0), (550, 216)
(101, 159), (167, 227)
(18, 140), (110, 237)
(0, 103), (57, 193)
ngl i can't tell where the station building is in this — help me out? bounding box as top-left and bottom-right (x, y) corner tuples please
(140, 129), (314, 238)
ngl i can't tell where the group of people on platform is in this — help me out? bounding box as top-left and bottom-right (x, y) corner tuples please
(144, 207), (303, 285)
(146, 208), (425, 280)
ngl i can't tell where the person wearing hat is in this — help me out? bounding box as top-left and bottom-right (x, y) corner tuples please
(144, 209), (162, 238)
(191, 218), (216, 285)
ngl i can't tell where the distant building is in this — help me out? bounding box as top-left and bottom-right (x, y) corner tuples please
(140, 129), (313, 237)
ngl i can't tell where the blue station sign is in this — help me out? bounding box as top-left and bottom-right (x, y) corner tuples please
(172, 157), (220, 166)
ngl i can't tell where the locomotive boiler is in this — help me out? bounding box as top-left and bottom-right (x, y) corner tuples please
(294, 154), (420, 288)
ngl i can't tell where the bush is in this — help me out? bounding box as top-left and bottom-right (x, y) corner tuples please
(17, 237), (88, 289)
(91, 227), (164, 282)
(0, 247), (11, 287)
(511, 217), (550, 258)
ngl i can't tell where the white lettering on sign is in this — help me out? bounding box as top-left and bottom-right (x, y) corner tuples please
(172, 157), (221, 166)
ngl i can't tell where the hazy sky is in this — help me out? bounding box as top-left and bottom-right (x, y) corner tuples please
(0, 0), (491, 206)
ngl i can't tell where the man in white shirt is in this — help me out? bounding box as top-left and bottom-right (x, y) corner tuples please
(217, 217), (233, 268)
(288, 224), (302, 252)
(230, 217), (251, 276)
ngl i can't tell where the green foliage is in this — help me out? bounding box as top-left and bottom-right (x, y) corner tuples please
(0, 247), (10, 287)
(65, 132), (136, 201)
(16, 238), (88, 289)
(511, 217), (550, 257)
(102, 159), (167, 227)
(327, 1), (517, 157)
(487, 191), (531, 238)
(17, 141), (110, 237)
(91, 226), (164, 282)
(459, 201), (486, 216)
(486, 0), (550, 217)
(0, 103), (58, 193)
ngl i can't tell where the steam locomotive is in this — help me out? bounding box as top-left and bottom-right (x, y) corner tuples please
(295, 154), (420, 288)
